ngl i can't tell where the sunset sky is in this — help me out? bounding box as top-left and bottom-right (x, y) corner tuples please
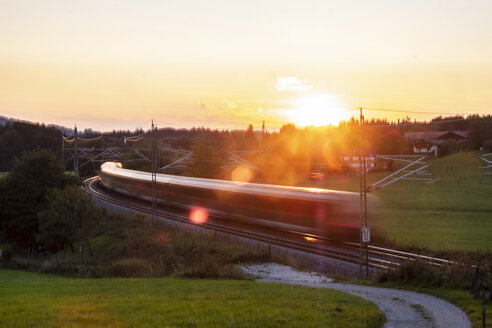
(1, 0), (491, 131)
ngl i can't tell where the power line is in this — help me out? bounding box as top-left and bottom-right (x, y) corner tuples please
(359, 107), (490, 116)
(78, 136), (103, 142)
(339, 112), (489, 129)
(62, 136), (75, 143)
(361, 115), (484, 128)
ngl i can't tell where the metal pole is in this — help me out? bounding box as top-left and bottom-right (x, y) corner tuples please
(151, 120), (157, 221)
(359, 108), (363, 279)
(100, 134), (104, 161)
(62, 135), (65, 164)
(261, 120), (265, 182)
(362, 111), (369, 279)
(74, 125), (79, 177)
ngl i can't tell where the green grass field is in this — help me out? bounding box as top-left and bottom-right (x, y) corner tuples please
(308, 152), (492, 251)
(0, 269), (384, 328)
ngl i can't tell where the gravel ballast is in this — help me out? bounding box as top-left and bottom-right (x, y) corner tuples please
(240, 263), (471, 328)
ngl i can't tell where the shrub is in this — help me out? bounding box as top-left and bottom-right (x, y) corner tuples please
(182, 259), (243, 279)
(168, 229), (269, 278)
(106, 258), (152, 277)
(377, 258), (480, 290)
(5, 206), (271, 279)
(483, 139), (492, 152)
(0, 245), (13, 261)
(439, 140), (458, 157)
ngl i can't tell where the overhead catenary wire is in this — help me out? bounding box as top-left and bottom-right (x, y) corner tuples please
(341, 114), (488, 129)
(124, 136), (144, 143)
(62, 136), (75, 143)
(78, 136), (103, 142)
(354, 106), (491, 116)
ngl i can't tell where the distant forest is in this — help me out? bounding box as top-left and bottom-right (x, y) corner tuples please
(0, 121), (62, 171)
(1, 115), (491, 184)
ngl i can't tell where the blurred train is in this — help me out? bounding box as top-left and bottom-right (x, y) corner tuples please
(100, 162), (366, 241)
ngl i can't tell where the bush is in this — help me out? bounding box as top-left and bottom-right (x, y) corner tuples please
(377, 257), (481, 290)
(168, 229), (268, 279)
(4, 205), (271, 279)
(439, 140), (461, 157)
(0, 245), (13, 261)
(106, 258), (152, 277)
(482, 139), (492, 152)
(182, 260), (243, 279)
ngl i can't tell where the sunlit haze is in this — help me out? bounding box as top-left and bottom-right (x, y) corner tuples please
(1, 0), (491, 131)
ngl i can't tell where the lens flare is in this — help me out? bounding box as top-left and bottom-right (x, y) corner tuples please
(190, 207), (209, 224)
(231, 166), (252, 183)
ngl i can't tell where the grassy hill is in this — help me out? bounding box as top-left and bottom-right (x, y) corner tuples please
(311, 152), (492, 251)
(0, 269), (384, 328)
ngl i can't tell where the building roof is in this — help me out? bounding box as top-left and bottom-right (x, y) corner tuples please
(404, 130), (468, 141)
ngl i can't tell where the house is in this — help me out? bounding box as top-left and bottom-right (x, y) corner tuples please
(339, 155), (376, 172)
(404, 130), (468, 156)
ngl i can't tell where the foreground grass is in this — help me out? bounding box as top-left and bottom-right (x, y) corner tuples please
(0, 269), (385, 328)
(305, 152), (492, 251)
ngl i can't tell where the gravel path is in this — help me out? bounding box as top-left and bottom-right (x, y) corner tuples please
(240, 263), (470, 328)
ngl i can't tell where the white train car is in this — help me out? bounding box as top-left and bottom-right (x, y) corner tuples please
(100, 162), (363, 240)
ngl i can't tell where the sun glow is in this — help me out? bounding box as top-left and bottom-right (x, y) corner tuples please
(287, 94), (348, 127)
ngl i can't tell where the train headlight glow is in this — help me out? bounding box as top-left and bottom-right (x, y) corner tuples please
(303, 236), (318, 243)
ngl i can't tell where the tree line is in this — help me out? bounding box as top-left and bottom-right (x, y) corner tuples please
(1, 115), (491, 182)
(0, 150), (266, 278)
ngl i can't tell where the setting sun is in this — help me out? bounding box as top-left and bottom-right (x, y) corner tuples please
(287, 94), (348, 127)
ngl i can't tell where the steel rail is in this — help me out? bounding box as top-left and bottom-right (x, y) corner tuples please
(85, 177), (390, 269)
(84, 176), (452, 272)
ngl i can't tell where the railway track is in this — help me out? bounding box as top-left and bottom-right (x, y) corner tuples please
(84, 176), (452, 272)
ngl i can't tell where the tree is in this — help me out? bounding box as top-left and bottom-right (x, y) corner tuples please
(191, 144), (222, 178)
(244, 124), (257, 150)
(483, 139), (492, 152)
(37, 185), (97, 258)
(468, 117), (492, 150)
(279, 123), (297, 136)
(0, 121), (61, 171)
(0, 149), (76, 252)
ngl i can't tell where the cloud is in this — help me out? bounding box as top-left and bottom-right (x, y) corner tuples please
(274, 75), (313, 91)
(221, 98), (238, 109)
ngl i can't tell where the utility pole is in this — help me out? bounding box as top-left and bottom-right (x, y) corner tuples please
(363, 110), (369, 279)
(151, 120), (157, 221)
(359, 109), (363, 279)
(74, 125), (79, 177)
(261, 120), (265, 182)
(62, 135), (65, 164)
(359, 107), (369, 279)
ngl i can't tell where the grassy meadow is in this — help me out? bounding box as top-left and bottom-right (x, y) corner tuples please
(0, 269), (385, 328)
(307, 152), (492, 251)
